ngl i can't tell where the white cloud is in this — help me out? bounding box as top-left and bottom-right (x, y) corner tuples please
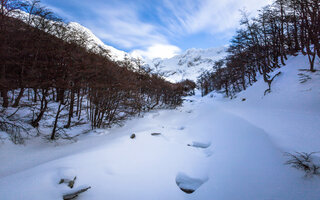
(88, 5), (167, 49)
(48, 0), (168, 50)
(161, 0), (273, 34)
(131, 44), (181, 59)
(44, 0), (274, 58)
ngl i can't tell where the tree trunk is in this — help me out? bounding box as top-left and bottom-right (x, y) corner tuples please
(65, 89), (75, 128)
(31, 91), (48, 127)
(51, 102), (63, 140)
(12, 88), (24, 107)
(308, 53), (316, 72)
(57, 88), (65, 104)
(1, 89), (9, 108)
(33, 88), (37, 102)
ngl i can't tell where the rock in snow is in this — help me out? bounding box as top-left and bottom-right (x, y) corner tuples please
(63, 186), (91, 200)
(130, 134), (136, 139)
(59, 176), (77, 188)
(175, 173), (207, 194)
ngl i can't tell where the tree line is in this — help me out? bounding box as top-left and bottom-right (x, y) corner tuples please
(198, 0), (320, 97)
(0, 0), (195, 141)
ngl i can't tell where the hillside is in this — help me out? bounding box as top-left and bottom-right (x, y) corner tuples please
(66, 22), (129, 62)
(0, 53), (319, 200)
(0, 14), (188, 142)
(12, 9), (132, 63)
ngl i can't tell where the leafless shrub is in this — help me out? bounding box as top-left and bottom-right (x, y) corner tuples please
(0, 116), (28, 144)
(285, 152), (320, 177)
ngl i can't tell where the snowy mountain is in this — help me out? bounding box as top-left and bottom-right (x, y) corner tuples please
(66, 21), (228, 83)
(66, 21), (229, 83)
(13, 9), (228, 82)
(66, 22), (129, 62)
(143, 47), (228, 82)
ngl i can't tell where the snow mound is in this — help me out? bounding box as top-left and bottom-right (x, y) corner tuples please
(175, 173), (208, 194)
(188, 141), (211, 149)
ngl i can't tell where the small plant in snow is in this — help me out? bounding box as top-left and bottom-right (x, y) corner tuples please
(285, 152), (320, 177)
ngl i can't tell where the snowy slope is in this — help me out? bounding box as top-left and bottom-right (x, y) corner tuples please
(143, 47), (227, 82)
(212, 53), (320, 152)
(0, 54), (319, 200)
(11, 9), (130, 62)
(66, 22), (129, 61)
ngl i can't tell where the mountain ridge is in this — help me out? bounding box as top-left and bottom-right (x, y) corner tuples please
(143, 46), (228, 82)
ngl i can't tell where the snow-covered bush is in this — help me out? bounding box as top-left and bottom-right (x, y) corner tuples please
(285, 152), (320, 177)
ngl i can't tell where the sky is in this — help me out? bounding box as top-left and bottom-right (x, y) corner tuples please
(41, 0), (273, 59)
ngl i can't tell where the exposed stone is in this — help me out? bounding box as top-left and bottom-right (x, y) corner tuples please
(59, 177), (77, 189)
(180, 188), (195, 194)
(63, 186), (91, 200)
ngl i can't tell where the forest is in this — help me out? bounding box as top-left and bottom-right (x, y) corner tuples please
(0, 0), (195, 142)
(198, 0), (320, 97)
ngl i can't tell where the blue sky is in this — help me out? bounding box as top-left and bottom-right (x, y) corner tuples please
(41, 0), (272, 59)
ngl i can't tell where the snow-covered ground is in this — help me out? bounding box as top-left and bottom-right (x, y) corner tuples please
(0, 54), (319, 199)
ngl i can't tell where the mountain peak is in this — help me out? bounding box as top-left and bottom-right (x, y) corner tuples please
(143, 46), (228, 82)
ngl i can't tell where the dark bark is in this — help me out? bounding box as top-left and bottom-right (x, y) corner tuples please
(12, 88), (24, 107)
(1, 89), (9, 108)
(64, 89), (75, 128)
(51, 102), (63, 140)
(31, 90), (48, 127)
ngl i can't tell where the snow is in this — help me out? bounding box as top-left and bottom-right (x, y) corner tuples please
(1, 54), (320, 199)
(66, 22), (129, 61)
(188, 141), (211, 149)
(213, 53), (320, 152)
(175, 173), (208, 193)
(11, 8), (227, 80)
(144, 47), (228, 82)
(11, 9), (132, 62)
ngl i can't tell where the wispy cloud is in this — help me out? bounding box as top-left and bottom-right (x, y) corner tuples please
(160, 0), (273, 34)
(41, 3), (75, 21)
(68, 1), (168, 50)
(43, 0), (272, 59)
